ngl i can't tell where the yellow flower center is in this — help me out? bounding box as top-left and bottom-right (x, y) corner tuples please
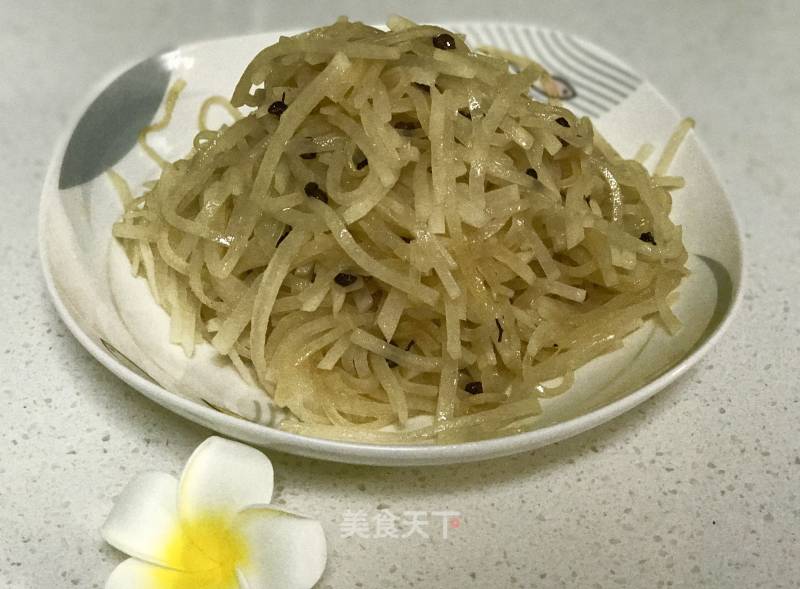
(155, 513), (249, 589)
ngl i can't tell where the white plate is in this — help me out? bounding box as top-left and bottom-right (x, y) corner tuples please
(39, 22), (744, 465)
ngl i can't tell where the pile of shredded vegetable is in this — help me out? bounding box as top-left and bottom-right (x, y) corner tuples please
(113, 16), (691, 444)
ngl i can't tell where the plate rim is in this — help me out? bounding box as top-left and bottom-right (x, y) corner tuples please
(38, 23), (746, 466)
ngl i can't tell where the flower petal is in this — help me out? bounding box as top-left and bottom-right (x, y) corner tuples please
(101, 471), (193, 569)
(234, 506), (327, 589)
(178, 437), (274, 525)
(105, 558), (235, 589)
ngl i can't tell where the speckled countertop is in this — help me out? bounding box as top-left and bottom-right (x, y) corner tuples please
(1, 1), (799, 587)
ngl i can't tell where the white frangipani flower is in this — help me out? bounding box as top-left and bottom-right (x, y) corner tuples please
(101, 436), (326, 589)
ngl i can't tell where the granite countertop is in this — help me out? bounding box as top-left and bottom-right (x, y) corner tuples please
(1, 1), (798, 587)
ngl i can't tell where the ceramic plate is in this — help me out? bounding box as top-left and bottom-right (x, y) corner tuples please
(39, 22), (744, 465)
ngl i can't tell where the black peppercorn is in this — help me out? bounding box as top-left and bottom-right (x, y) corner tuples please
(432, 33), (456, 50)
(268, 93), (288, 117)
(465, 381), (484, 395)
(334, 273), (358, 287)
(639, 231), (657, 245)
(304, 182), (328, 203)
